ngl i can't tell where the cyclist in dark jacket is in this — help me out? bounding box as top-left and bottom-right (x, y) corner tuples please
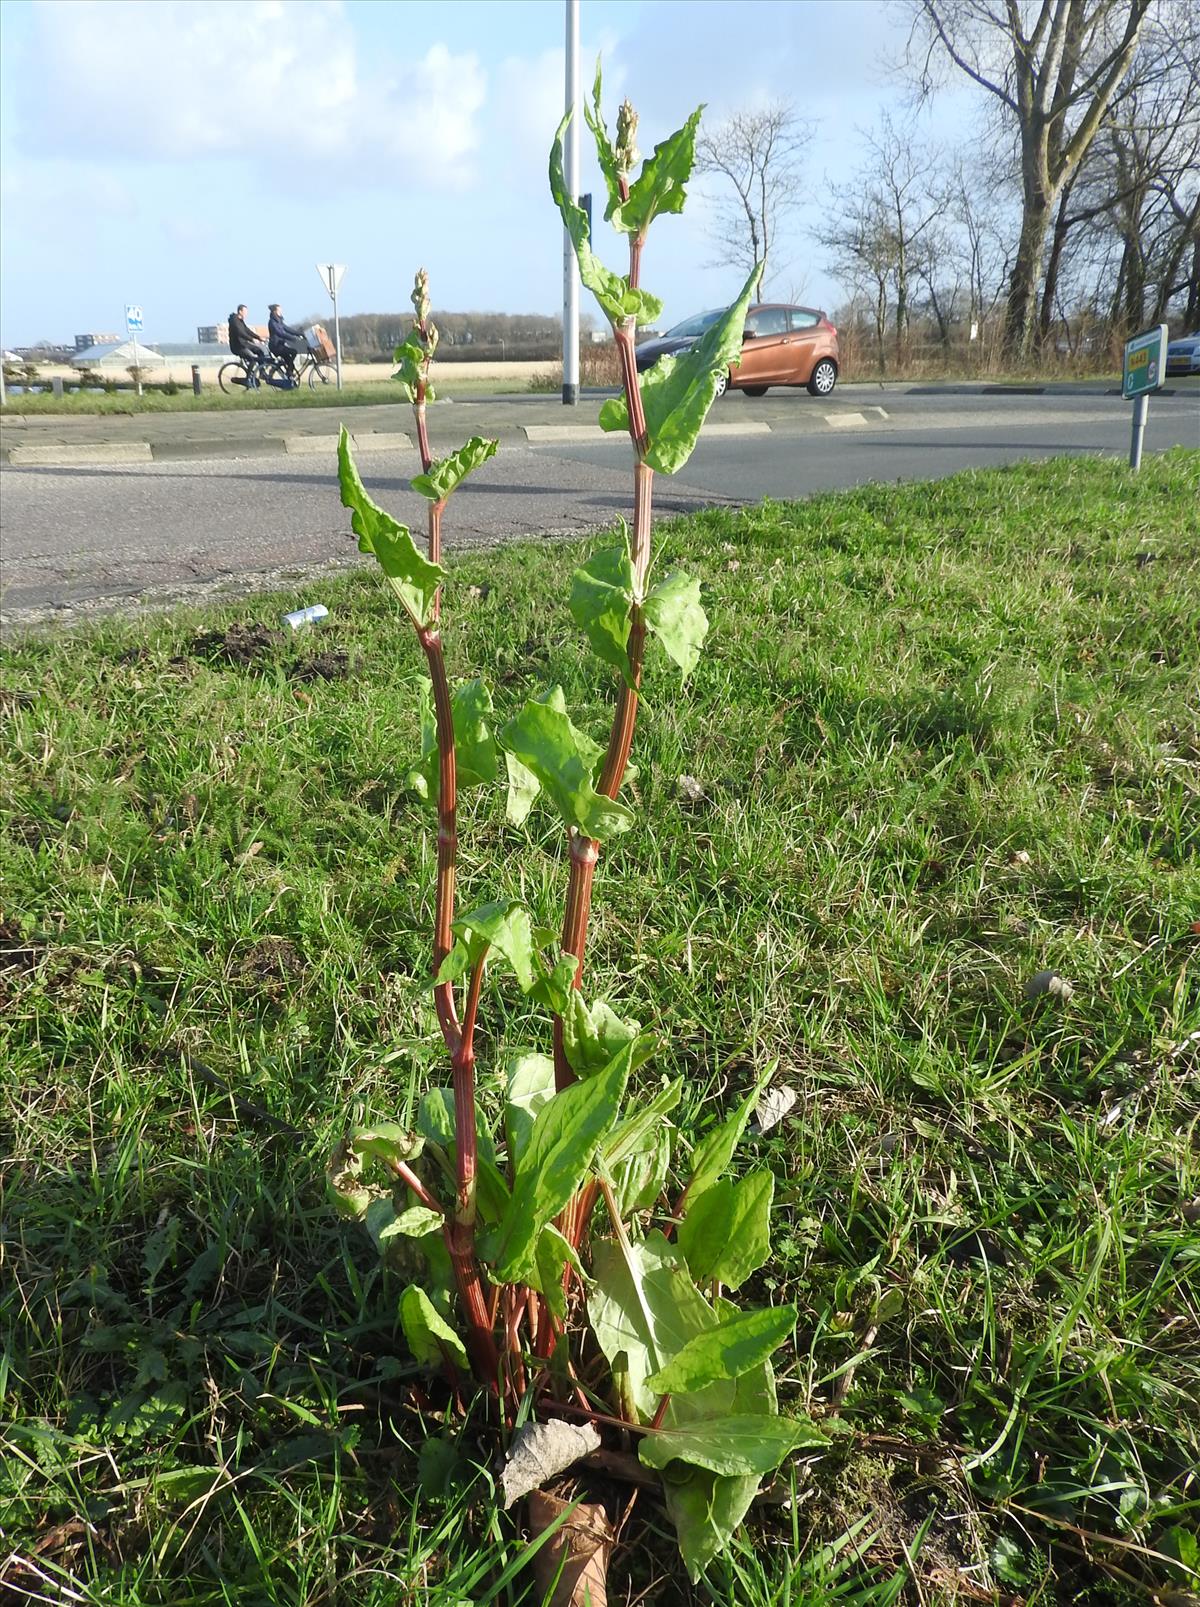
(228, 306), (267, 372)
(268, 305), (306, 379)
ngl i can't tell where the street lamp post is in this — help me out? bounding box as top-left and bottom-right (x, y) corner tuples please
(562, 0), (580, 406)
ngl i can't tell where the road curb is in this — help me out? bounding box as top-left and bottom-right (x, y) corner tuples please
(7, 441), (154, 467)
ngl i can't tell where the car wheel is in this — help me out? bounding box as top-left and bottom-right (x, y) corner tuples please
(713, 371), (729, 399)
(807, 358), (838, 397)
(743, 385), (768, 397)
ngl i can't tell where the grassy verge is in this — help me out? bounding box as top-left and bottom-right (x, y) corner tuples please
(2, 454), (1197, 1605)
(0, 376), (519, 417)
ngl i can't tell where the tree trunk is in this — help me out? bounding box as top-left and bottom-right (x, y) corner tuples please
(1184, 236), (1200, 329)
(1003, 198), (1051, 359)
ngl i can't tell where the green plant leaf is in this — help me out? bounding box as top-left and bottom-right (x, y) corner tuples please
(662, 1466), (761, 1584)
(613, 107), (703, 236)
(482, 1040), (634, 1282)
(677, 1169), (774, 1291)
(589, 1229), (717, 1420)
(377, 1205), (444, 1241)
(504, 751), (541, 827)
(499, 687), (634, 840)
(526, 950), (579, 1014)
(399, 1285), (468, 1372)
(597, 262), (763, 474)
(411, 435), (498, 502)
(612, 1120), (671, 1216)
(643, 571), (708, 678)
(570, 537), (634, 684)
(504, 1053), (557, 1164)
(562, 993), (650, 1077)
(408, 677), (497, 803)
(582, 58), (624, 222)
(685, 1063), (774, 1204)
(327, 1141), (381, 1220)
(639, 1413), (825, 1477)
(393, 329), (427, 399)
(646, 1304), (796, 1395)
(437, 898), (535, 992)
(415, 1089), (507, 1224)
(338, 427), (443, 625)
(350, 1122), (426, 1167)
(550, 111), (663, 328)
(603, 1078), (682, 1170)
(530, 1223), (586, 1323)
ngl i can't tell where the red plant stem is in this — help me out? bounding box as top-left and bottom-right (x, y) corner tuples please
(414, 391), (433, 473)
(385, 1158), (444, 1217)
(553, 455), (654, 1093)
(417, 626), (462, 1057)
(650, 1393), (671, 1431)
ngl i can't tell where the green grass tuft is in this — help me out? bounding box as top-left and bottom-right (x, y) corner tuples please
(2, 451), (1197, 1604)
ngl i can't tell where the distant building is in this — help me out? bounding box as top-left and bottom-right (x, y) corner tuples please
(69, 340), (165, 371)
(74, 332), (122, 351)
(198, 323), (230, 346)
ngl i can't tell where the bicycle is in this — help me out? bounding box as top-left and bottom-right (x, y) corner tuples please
(217, 350), (335, 394)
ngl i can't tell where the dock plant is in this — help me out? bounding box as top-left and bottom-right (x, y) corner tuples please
(329, 63), (823, 1586)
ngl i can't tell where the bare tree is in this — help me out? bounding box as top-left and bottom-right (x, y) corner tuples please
(819, 117), (945, 368)
(908, 0), (1154, 356)
(695, 103), (813, 286)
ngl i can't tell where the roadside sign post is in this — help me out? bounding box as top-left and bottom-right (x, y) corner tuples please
(1122, 323), (1167, 472)
(316, 264), (346, 390)
(125, 303), (144, 396)
(561, 0), (580, 406)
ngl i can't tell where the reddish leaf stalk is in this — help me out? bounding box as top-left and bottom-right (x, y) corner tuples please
(554, 455), (654, 1095)
(385, 1157), (445, 1217)
(414, 386), (433, 472)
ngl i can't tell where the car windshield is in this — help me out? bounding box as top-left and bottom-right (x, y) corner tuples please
(665, 309), (726, 339)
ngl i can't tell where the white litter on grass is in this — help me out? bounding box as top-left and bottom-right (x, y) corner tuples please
(1024, 970), (1075, 1002)
(500, 1419), (601, 1508)
(282, 604), (329, 630)
(752, 1085), (799, 1134)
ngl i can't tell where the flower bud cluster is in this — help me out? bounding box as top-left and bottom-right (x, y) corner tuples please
(616, 100), (640, 176)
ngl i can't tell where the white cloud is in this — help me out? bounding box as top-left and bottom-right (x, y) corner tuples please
(20, 0), (485, 186)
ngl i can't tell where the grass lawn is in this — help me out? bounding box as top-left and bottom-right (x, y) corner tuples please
(0, 376), (516, 417)
(1, 452), (1197, 1605)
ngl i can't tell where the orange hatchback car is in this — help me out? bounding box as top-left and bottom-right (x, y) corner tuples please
(635, 302), (839, 399)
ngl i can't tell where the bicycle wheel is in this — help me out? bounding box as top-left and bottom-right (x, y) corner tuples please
(218, 360), (248, 395)
(306, 361), (334, 390)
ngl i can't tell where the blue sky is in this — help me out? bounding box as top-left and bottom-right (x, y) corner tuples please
(0, 0), (969, 346)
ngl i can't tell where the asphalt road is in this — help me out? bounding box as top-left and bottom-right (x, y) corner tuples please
(2, 389), (1196, 624)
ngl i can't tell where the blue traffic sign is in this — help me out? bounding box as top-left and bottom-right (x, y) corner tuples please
(125, 304), (144, 333)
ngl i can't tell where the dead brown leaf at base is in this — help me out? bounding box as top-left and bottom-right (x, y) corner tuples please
(529, 1490), (613, 1607)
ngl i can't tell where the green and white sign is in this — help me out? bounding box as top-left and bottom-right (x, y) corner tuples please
(1122, 324), (1167, 399)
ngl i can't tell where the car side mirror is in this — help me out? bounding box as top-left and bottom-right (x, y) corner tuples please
(742, 329), (757, 342)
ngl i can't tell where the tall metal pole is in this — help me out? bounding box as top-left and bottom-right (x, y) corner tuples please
(333, 284), (343, 391)
(562, 0), (580, 406)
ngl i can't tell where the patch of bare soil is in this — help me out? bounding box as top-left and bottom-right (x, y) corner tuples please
(191, 622), (283, 667)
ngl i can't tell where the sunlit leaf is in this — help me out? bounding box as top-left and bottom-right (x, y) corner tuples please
(411, 435), (498, 502)
(643, 570), (708, 677)
(504, 1053), (557, 1164)
(612, 107), (703, 236)
(436, 898), (535, 992)
(482, 1041), (634, 1282)
(562, 993), (650, 1077)
(598, 262), (762, 473)
(639, 1413), (825, 1477)
(408, 677), (497, 802)
(570, 537), (634, 684)
(678, 1169), (774, 1291)
(685, 1063), (774, 1204)
(550, 111), (663, 327)
(338, 428), (443, 625)
(399, 1285), (468, 1371)
(377, 1205), (444, 1240)
(582, 58), (624, 222)
(646, 1304), (795, 1395)
(499, 686), (634, 840)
